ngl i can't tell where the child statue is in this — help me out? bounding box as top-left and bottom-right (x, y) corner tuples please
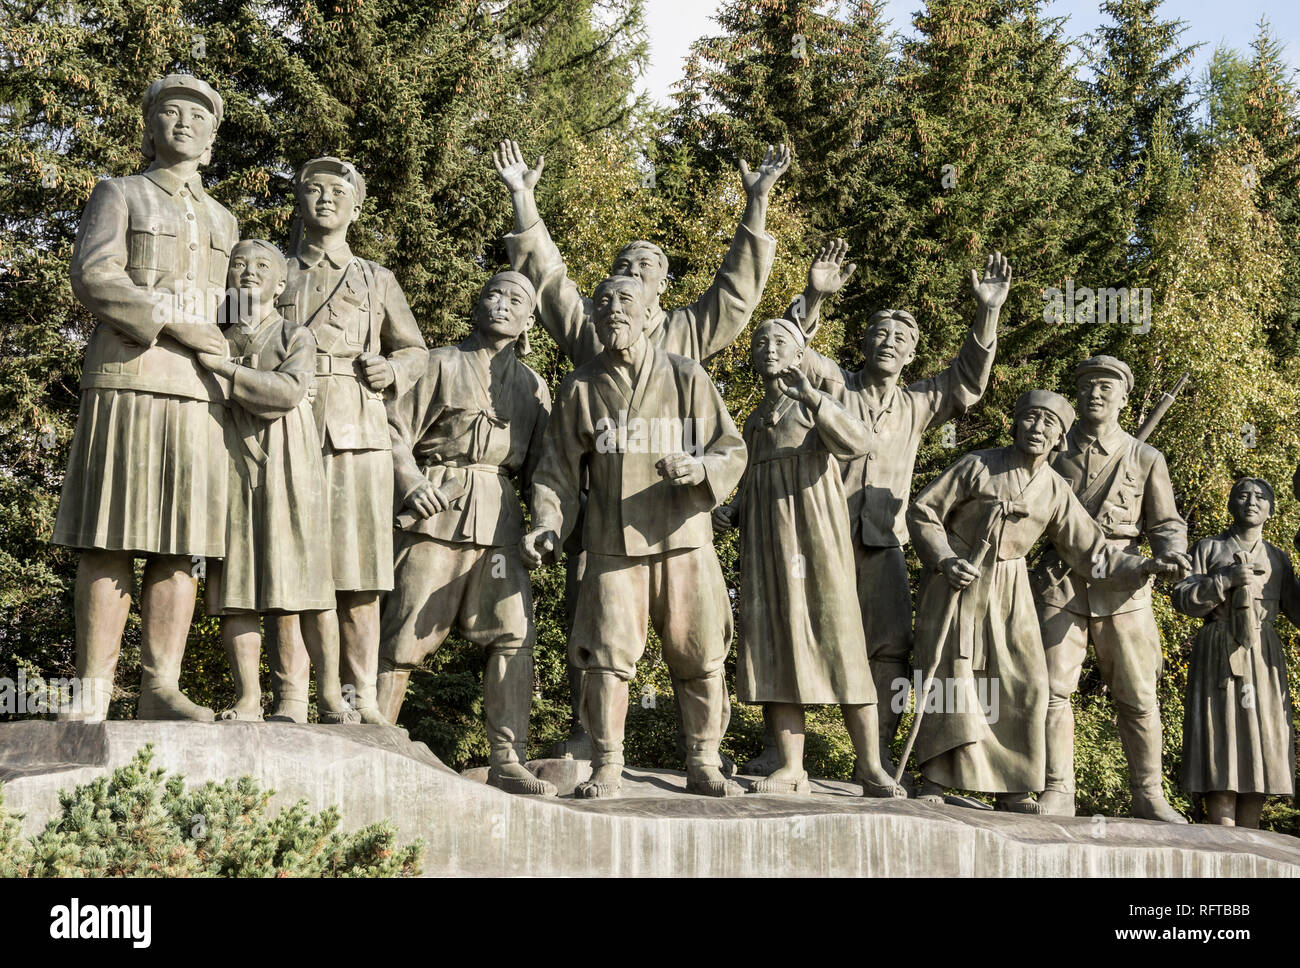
(197, 240), (356, 724)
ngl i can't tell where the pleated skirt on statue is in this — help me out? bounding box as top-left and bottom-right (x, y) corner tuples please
(322, 442), (394, 593)
(52, 388), (227, 559)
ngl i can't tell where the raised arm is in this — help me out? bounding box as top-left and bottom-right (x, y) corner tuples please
(672, 145), (790, 361)
(495, 140), (601, 366)
(494, 138), (544, 235)
(911, 252), (1006, 429)
(737, 143), (790, 237)
(785, 238), (857, 340)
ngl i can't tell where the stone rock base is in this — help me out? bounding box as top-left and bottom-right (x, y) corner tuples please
(2, 722), (1297, 877)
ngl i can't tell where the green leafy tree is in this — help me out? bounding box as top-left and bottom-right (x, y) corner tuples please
(1192, 44), (1251, 153)
(672, 0), (900, 238)
(1241, 20), (1300, 355)
(884, 0), (1099, 469)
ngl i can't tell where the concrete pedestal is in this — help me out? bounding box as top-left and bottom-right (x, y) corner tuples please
(2, 721), (1297, 877)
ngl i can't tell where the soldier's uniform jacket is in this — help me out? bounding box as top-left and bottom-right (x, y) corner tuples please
(532, 345), (747, 557)
(804, 329), (994, 549)
(505, 217), (776, 367)
(387, 335), (550, 548)
(1032, 424), (1187, 617)
(278, 241), (427, 451)
(71, 165), (238, 400)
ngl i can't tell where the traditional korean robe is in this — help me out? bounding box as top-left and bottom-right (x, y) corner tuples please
(907, 447), (1147, 792)
(531, 343), (746, 679)
(1172, 532), (1298, 795)
(532, 341), (745, 769)
(277, 241), (427, 592)
(736, 391), (876, 705)
(53, 164), (238, 558)
(208, 314), (334, 613)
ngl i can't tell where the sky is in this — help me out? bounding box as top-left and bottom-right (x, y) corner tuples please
(637, 0), (1300, 109)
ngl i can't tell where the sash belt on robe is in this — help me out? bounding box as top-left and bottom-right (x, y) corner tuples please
(954, 498), (1031, 672)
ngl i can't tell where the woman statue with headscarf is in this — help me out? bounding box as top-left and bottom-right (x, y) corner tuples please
(724, 317), (906, 798)
(906, 390), (1174, 811)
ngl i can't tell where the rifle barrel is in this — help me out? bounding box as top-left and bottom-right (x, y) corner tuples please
(1135, 372), (1189, 443)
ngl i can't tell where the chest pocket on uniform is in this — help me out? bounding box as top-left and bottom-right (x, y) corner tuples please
(1100, 468), (1140, 531)
(337, 279), (370, 350)
(207, 232), (232, 290)
(128, 217), (179, 273)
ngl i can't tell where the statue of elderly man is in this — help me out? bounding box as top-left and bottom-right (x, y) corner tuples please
(494, 138), (789, 759)
(522, 275), (748, 799)
(53, 74), (237, 721)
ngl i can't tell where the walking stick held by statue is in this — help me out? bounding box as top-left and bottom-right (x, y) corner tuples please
(894, 536), (993, 786)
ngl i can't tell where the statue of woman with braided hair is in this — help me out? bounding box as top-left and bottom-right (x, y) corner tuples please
(1172, 477), (1298, 827)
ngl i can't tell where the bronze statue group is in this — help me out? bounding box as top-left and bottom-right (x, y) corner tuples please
(50, 75), (1295, 828)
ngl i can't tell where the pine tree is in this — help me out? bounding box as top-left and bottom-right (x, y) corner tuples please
(672, 0), (900, 244)
(5, 746), (424, 876)
(1079, 0), (1199, 284)
(513, 0), (651, 172)
(1192, 44), (1251, 153)
(886, 0), (1094, 469)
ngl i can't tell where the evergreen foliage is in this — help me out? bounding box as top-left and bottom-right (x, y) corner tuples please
(0, 745), (423, 876)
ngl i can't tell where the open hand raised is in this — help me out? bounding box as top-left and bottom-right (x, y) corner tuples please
(493, 140), (544, 194)
(739, 143), (791, 198)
